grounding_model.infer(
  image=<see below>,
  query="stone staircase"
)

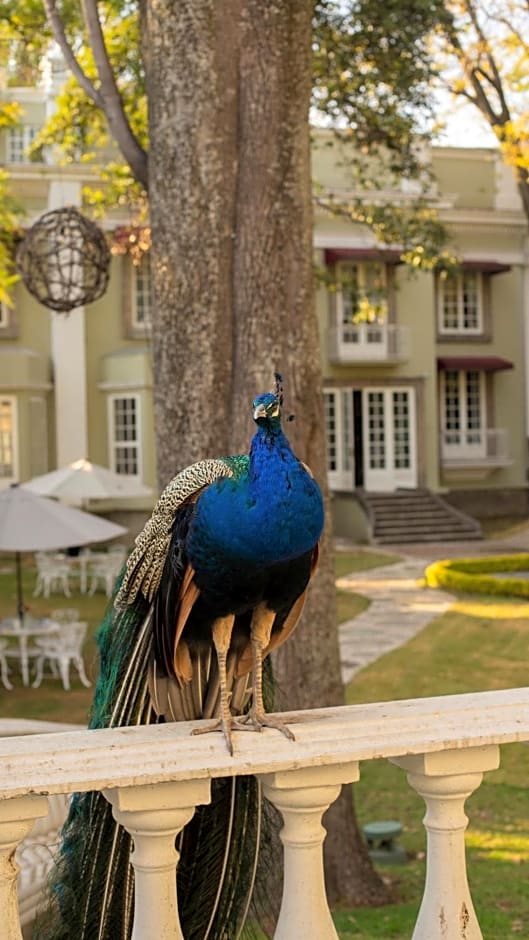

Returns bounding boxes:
[356,488,482,544]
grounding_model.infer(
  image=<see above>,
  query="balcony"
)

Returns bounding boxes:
[4,687,529,940]
[440,428,512,481]
[328,323,410,364]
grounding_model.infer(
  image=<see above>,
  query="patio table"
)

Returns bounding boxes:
[0,619,60,687]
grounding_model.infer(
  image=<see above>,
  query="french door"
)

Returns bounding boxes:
[362,387,417,491]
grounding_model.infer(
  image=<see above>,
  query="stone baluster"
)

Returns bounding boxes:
[0,793,49,940]
[104,779,211,940]
[260,762,359,940]
[393,745,500,940]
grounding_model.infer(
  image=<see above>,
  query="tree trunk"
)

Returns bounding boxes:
[144,0,388,909]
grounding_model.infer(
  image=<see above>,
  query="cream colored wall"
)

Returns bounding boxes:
[432,149,496,209]
[84,255,157,493]
[438,265,527,492]
[0,278,54,483]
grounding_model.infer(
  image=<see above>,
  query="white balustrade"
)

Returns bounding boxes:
[104,779,211,940]
[261,763,359,940]
[1,688,529,939]
[0,794,49,940]
[393,746,500,940]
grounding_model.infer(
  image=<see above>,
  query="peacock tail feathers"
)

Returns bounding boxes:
[35,567,271,940]
[115,458,243,609]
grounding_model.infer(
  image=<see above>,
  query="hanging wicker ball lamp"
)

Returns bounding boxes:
[16,206,111,313]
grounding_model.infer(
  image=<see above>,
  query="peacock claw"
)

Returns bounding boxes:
[236,711,296,741]
[192,718,236,755]
[191,711,295,754]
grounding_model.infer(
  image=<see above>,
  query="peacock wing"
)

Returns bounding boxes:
[115,457,240,608]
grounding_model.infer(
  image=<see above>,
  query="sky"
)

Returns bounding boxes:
[433,91,498,149]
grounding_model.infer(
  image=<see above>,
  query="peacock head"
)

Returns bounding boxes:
[252,392,281,427]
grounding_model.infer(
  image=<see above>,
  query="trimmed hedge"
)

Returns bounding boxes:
[424,554,529,599]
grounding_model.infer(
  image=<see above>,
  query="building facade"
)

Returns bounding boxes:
[1,83,528,540]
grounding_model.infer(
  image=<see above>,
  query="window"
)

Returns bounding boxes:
[0,397,18,481]
[337,262,388,324]
[441,369,485,454]
[438,271,483,334]
[108,395,141,476]
[132,255,152,328]
[323,390,353,489]
[6,126,39,164]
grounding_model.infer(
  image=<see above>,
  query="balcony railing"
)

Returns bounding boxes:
[440,427,511,468]
[328,323,410,363]
[4,687,529,940]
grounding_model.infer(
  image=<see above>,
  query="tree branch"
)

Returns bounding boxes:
[43,0,104,109]
[462,0,510,124]
[81,0,148,187]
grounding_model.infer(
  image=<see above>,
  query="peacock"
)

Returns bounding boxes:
[35,376,324,939]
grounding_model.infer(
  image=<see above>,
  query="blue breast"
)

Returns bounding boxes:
[187,429,324,572]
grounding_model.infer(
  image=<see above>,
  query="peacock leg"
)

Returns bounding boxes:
[192,615,237,754]
[241,604,295,741]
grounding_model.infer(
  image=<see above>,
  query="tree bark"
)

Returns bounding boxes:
[145,0,388,908]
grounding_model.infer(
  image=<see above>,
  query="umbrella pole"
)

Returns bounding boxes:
[15,551,25,625]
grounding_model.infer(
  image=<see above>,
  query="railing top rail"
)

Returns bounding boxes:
[1,687,529,800]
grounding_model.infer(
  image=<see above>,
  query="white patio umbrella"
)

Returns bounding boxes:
[23,458,151,506]
[0,484,127,621]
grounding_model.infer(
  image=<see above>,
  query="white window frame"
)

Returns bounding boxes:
[0,396,19,485]
[132,255,152,329]
[107,393,143,479]
[6,125,39,164]
[438,271,484,335]
[440,369,486,457]
[324,389,354,490]
[335,261,388,325]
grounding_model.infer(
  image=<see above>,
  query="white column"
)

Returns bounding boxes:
[48,180,88,465]
[104,779,211,940]
[260,762,359,940]
[393,746,500,940]
[0,794,49,940]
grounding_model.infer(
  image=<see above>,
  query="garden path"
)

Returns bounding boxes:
[336,523,529,684]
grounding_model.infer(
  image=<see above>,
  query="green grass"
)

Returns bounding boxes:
[334,592,529,939]
[480,516,529,538]
[334,550,400,579]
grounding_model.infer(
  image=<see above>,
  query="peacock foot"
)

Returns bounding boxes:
[191,715,253,756]
[235,710,296,741]
[191,711,295,754]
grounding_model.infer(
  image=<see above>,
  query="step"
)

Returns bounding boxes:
[376,531,483,544]
[373,518,479,531]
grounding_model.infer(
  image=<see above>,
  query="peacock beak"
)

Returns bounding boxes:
[253,403,268,421]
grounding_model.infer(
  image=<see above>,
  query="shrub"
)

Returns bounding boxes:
[424,554,529,599]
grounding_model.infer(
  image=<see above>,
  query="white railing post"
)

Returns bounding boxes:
[104,779,211,940]
[260,762,359,940]
[393,745,500,940]
[0,794,49,940]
